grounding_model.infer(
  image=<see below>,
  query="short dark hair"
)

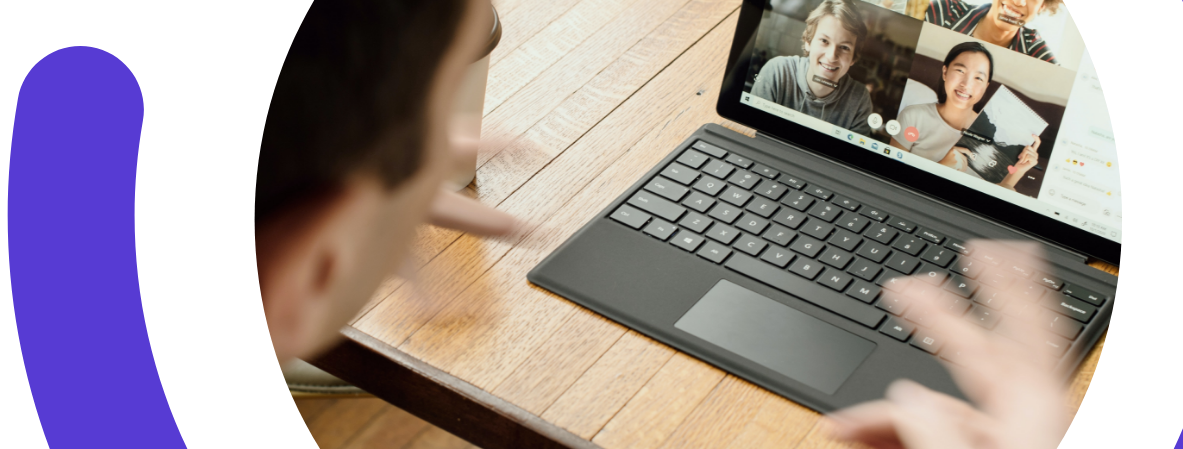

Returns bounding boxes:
[255,0,469,225]
[936,41,994,104]
[800,0,868,58]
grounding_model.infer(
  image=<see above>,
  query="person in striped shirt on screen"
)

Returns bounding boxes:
[925,0,1063,65]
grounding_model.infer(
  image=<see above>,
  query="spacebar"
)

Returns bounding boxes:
[725,254,885,329]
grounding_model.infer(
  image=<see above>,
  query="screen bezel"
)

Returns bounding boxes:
[716,0,1120,266]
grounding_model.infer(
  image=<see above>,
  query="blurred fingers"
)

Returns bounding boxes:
[428,189,520,236]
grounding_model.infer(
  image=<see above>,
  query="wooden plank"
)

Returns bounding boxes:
[656,376,767,448]
[305,398,388,449]
[541,331,675,439]
[489,310,626,414]
[388,11,743,392]
[339,405,432,449]
[724,395,820,449]
[488,0,583,67]
[484,0,644,116]
[403,426,481,449]
[295,397,339,425]
[313,329,599,449]
[590,354,726,448]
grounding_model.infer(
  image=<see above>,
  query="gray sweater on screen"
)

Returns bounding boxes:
[751,56,873,135]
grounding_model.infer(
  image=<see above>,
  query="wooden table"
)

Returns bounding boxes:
[312,1,1117,447]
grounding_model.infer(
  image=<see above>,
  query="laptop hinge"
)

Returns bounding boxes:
[750,132,1092,266]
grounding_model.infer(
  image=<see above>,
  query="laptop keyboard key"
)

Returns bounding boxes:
[1041,310,1083,340]
[644,177,689,202]
[877,272,911,291]
[885,252,920,274]
[891,236,927,256]
[670,231,705,252]
[1007,263,1034,279]
[1034,272,1064,291]
[727,170,761,189]
[855,240,891,263]
[1062,284,1107,306]
[642,219,677,241]
[692,176,727,196]
[789,235,825,258]
[676,149,709,168]
[848,281,882,304]
[864,224,898,245]
[780,175,807,190]
[831,196,861,212]
[951,258,983,279]
[802,222,834,240]
[705,223,740,245]
[681,191,715,213]
[847,258,882,281]
[944,238,972,255]
[724,254,885,328]
[967,305,1001,329]
[975,288,1014,310]
[1042,295,1096,323]
[820,247,854,269]
[876,295,911,316]
[719,185,752,206]
[807,202,842,223]
[760,246,795,268]
[696,240,732,264]
[725,153,754,169]
[887,217,916,233]
[762,225,796,246]
[839,214,869,233]
[805,185,833,200]
[944,274,979,298]
[752,164,779,179]
[880,318,915,341]
[744,196,779,218]
[828,229,862,252]
[818,271,853,292]
[755,180,788,201]
[910,329,943,354]
[707,202,742,224]
[772,208,809,229]
[939,292,973,315]
[915,228,945,244]
[733,234,767,256]
[702,159,735,179]
[737,214,769,235]
[691,140,727,158]
[860,208,888,222]
[610,205,651,229]
[781,192,815,211]
[788,258,824,280]
[915,263,948,285]
[678,212,712,233]
[661,162,700,185]
[919,246,955,268]
[628,191,686,222]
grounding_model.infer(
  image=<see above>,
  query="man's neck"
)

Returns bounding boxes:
[805,70,837,98]
[971,11,1018,48]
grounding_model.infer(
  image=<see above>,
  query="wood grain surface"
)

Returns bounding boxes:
[327,1,1117,447]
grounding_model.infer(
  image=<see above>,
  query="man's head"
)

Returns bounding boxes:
[989,0,1062,29]
[800,0,868,93]
[255,0,491,361]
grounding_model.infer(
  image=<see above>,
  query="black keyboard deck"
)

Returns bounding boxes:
[609,140,1110,367]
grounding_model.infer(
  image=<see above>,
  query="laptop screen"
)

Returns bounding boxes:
[734,0,1120,244]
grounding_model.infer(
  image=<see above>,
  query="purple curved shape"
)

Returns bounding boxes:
[9,47,186,448]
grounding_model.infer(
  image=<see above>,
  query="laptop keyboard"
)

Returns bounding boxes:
[609,140,1109,366]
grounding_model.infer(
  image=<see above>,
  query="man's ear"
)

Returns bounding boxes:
[255,180,380,361]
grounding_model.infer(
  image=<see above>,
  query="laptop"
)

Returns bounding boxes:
[529,0,1119,412]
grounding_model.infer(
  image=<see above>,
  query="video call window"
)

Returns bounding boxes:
[743,0,922,142]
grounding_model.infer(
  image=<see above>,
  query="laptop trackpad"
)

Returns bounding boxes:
[675,280,876,395]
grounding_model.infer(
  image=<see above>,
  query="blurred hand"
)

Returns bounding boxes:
[428,124,521,237]
[1013,135,1041,175]
[827,240,1071,449]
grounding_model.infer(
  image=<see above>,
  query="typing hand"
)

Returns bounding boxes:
[428,131,520,237]
[826,241,1070,449]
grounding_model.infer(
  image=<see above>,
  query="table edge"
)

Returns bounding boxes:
[310,326,599,449]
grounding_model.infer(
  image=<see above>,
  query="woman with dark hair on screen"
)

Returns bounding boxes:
[891,41,1039,189]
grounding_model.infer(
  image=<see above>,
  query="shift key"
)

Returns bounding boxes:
[724,254,885,329]
[628,190,686,222]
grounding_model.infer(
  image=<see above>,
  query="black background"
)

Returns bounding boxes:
[6,0,1126,446]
